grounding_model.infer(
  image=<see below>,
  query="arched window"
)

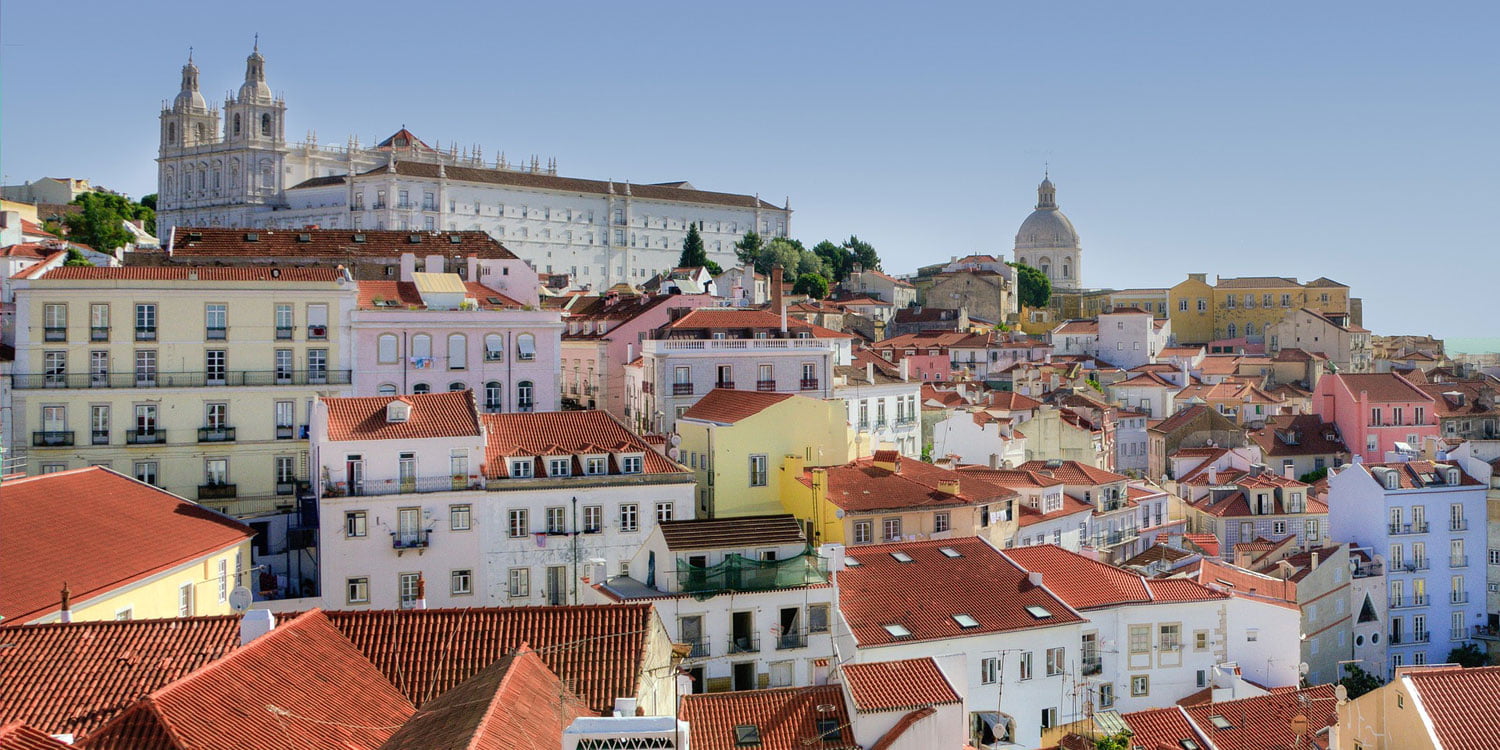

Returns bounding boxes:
[260,113,272,136]
[448,381,466,392]
[412,382,431,394]
[1062,262,1071,279]
[517,381,534,411]
[1227,323,1238,339]
[377,384,397,396]
[484,333,503,361]
[411,334,432,363]
[447,334,467,370]
[167,122,176,143]
[195,123,206,142]
[484,381,502,410]
[233,114,241,135]
[515,333,536,361]
[1245,323,1256,337]
[377,334,399,364]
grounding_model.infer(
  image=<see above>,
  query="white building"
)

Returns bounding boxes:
[836,353,923,457]
[589,514,836,693]
[312,392,693,611]
[1053,309,1172,371]
[1013,176,1083,290]
[156,47,792,288]
[957,467,1092,551]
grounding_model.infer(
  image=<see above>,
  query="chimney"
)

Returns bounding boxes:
[613,697,639,717]
[1310,551,1320,570]
[239,609,276,646]
[400,253,417,280]
[938,477,961,496]
[1028,571,1044,587]
[59,583,71,624]
[866,361,874,384]
[1284,463,1296,480]
[989,453,1001,469]
[900,358,910,382]
[872,450,900,472]
[416,573,428,610]
[1208,465,1219,484]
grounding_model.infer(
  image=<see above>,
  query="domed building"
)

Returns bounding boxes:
[1013,175,1082,290]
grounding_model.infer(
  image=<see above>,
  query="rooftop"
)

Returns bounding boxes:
[356,279,522,310]
[1248,414,1348,457]
[678,388,797,424]
[840,657,961,713]
[1403,665,1500,750]
[809,456,1016,513]
[1013,459,1127,486]
[1007,545,1225,610]
[28,265,345,282]
[679,685,857,750]
[482,410,683,478]
[322,391,483,442]
[169,227,517,259]
[1328,372,1435,404]
[658,514,807,551]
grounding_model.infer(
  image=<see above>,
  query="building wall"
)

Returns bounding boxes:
[1167,275,1216,345]
[1078,600,1229,715]
[1334,672,1442,750]
[1296,546,1356,685]
[922,272,1013,325]
[560,295,711,417]
[929,411,1025,468]
[33,541,252,624]
[838,381,923,458]
[634,339,842,434]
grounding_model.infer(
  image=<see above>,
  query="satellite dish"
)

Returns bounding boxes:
[669,434,682,447]
[667,447,681,460]
[835,509,845,519]
[228,586,252,613]
[1298,662,1310,676]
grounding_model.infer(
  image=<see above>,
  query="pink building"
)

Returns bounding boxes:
[552,290,714,417]
[868,331,973,382]
[1313,372,1438,463]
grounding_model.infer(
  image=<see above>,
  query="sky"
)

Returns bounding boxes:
[3,1,1498,343]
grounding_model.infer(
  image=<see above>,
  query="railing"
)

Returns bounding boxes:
[322,474,486,497]
[1082,659,1103,676]
[756,379,776,391]
[896,416,918,425]
[645,338,838,353]
[91,430,109,445]
[484,350,504,361]
[276,481,298,496]
[391,529,430,550]
[307,325,328,340]
[126,430,166,445]
[206,326,227,340]
[858,421,870,432]
[32,431,74,447]
[372,201,386,209]
[1402,559,1430,572]
[198,426,236,442]
[1389,522,1430,535]
[275,326,294,340]
[1452,592,1469,604]
[672,383,694,396]
[43,327,66,342]
[276,425,296,440]
[715,381,735,390]
[1354,561,1385,578]
[136,327,156,341]
[1450,519,1468,531]
[197,483,238,500]
[1093,528,1140,548]
[684,637,708,658]
[90,326,109,341]
[1412,630,1430,644]
[800,378,819,391]
[1391,594,1428,608]
[874,419,888,428]
[727,634,760,654]
[1452,627,1468,641]
[776,631,808,650]
[1451,555,1469,568]
[12,369,352,389]
[1474,625,1500,640]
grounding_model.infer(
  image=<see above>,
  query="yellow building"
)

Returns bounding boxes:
[1108,287,1170,317]
[675,388,855,518]
[9,265,357,517]
[1169,274,1352,347]
[1,466,254,625]
[779,450,1020,549]
[1167,273,1216,344]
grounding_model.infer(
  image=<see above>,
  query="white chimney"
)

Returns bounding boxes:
[900,358,910,382]
[240,609,277,646]
[1284,463,1296,480]
[613,697,639,717]
[1208,466,1219,485]
[1028,571,1043,587]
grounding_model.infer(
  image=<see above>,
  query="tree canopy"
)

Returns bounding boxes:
[678,222,709,268]
[1338,664,1383,699]
[63,192,155,252]
[1009,261,1052,309]
[1447,643,1490,668]
[62,248,94,267]
[734,231,881,284]
[793,272,829,299]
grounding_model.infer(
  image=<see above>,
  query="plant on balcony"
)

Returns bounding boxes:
[1337,664,1383,699]
[1447,642,1490,668]
[1095,733,1132,750]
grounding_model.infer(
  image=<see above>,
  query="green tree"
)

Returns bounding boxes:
[62,248,94,267]
[678,222,709,269]
[1298,467,1329,484]
[139,193,157,211]
[1447,643,1490,667]
[734,231,764,269]
[1096,732,1133,750]
[841,235,880,273]
[137,193,158,235]
[63,193,134,253]
[793,273,829,299]
[811,240,850,281]
[1009,261,1052,309]
[1338,664,1384,699]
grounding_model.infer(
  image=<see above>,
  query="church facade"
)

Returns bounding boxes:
[1013,175,1083,291]
[156,45,791,288]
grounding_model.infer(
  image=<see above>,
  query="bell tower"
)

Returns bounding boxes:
[222,37,288,204]
[159,51,220,151]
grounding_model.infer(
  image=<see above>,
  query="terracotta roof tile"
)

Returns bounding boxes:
[1327,372,1435,404]
[323,604,655,714]
[1178,559,1297,603]
[1013,460,1127,486]
[837,538,1082,646]
[841,657,961,713]
[1215,276,1301,288]
[1182,533,1221,557]
[663,307,852,338]
[322,391,482,442]
[681,685,856,750]
[956,466,1064,489]
[1122,706,1201,750]
[0,468,253,624]
[0,616,241,738]
[1180,685,1336,750]
[81,611,414,750]
[1404,665,1500,750]
[1248,414,1348,457]
[1359,460,1484,490]
[169,228,516,259]
[356,280,521,309]
[34,266,344,281]
[1149,404,1219,434]
[658,515,806,550]
[679,388,797,424]
[482,410,683,478]
[812,457,1015,513]
[0,723,70,750]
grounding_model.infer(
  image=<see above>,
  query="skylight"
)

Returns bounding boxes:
[939,546,962,557]
[1209,715,1232,730]
[882,623,912,639]
[1025,605,1053,619]
[953,614,980,629]
[1180,741,1202,750]
[890,552,914,563]
[733,724,762,746]
[845,556,860,567]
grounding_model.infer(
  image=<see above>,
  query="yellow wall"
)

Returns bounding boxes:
[677,396,855,518]
[1167,276,1215,344]
[36,541,252,624]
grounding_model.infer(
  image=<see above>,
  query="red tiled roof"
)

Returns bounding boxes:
[840,658,961,713]
[663,307,853,338]
[482,410,683,477]
[377,646,590,750]
[1327,372,1435,404]
[1248,414,1348,457]
[556,293,686,339]
[1053,319,1099,335]
[1149,404,1222,434]
[811,457,1015,512]
[0,616,242,739]
[356,280,522,309]
[1123,706,1201,750]
[1353,460,1483,490]
[1182,533,1221,557]
[659,515,806,550]
[680,685,857,750]
[1404,665,1500,750]
[34,266,344,281]
[81,611,415,750]
[323,604,655,714]
[679,388,797,424]
[169,227,517,259]
[0,723,70,750]
[956,466,1064,489]
[0,243,59,259]
[0,468,253,624]
[837,538,1082,646]
[1014,460,1127,486]
[1179,559,1297,603]
[373,128,438,152]
[985,390,1044,410]
[1006,545,1150,608]
[322,391,482,442]
[1180,685,1337,750]
[871,330,979,350]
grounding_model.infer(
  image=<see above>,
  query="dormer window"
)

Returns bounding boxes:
[620,454,644,474]
[548,458,572,477]
[584,456,607,475]
[510,459,534,478]
[1447,469,1460,485]
[1385,470,1400,490]
[386,400,411,423]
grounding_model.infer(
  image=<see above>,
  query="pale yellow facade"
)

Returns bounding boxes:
[675,394,855,518]
[1167,274,1216,344]
[1169,274,1351,346]
[31,540,252,624]
[1334,671,1441,750]
[10,274,357,517]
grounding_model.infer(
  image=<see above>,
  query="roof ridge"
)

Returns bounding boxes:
[144,610,328,702]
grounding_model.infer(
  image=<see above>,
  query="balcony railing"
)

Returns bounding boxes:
[43,327,66,342]
[1402,559,1430,572]
[11,369,352,390]
[91,429,109,445]
[1389,522,1430,535]
[895,416,918,425]
[645,338,838,353]
[206,326,227,340]
[198,426,236,442]
[672,383,694,396]
[1452,627,1468,641]
[800,378,819,391]
[727,634,760,654]
[1391,594,1429,608]
[1082,659,1103,676]
[1474,625,1500,640]
[197,483,238,500]
[1411,630,1431,644]
[321,474,486,497]
[126,429,166,445]
[275,326,294,340]
[683,637,708,658]
[1452,592,1469,604]
[756,379,776,391]
[32,431,74,447]
[307,325,328,340]
[90,326,109,341]
[1093,528,1140,548]
[391,529,430,550]
[1451,555,1469,568]
[1450,519,1468,531]
[776,630,808,650]
[135,326,157,341]
[1353,561,1385,578]
[276,425,296,440]
[714,381,735,390]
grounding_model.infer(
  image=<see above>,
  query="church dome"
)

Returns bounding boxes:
[1015,204,1079,250]
[238,47,273,103]
[175,87,208,113]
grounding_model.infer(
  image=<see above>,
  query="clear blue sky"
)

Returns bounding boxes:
[4,1,1497,341]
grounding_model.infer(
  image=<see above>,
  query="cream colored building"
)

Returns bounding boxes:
[9,265,357,517]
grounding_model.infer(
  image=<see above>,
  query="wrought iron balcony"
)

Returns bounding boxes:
[1388,522,1430,535]
[683,636,708,658]
[715,380,735,390]
[800,378,820,391]
[776,630,808,650]
[206,326,227,340]
[756,379,776,391]
[126,429,166,445]
[91,429,109,445]
[1082,659,1103,676]
[11,369,352,390]
[90,326,110,341]
[276,425,296,440]
[135,326,157,341]
[307,325,328,340]
[672,382,694,396]
[197,483,238,500]
[1451,555,1469,568]
[1450,519,1468,531]
[198,426,236,442]
[727,634,760,654]
[43,327,66,342]
[391,529,430,550]
[275,326,294,340]
[32,431,74,447]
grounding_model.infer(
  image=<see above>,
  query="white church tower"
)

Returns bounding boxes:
[1013,174,1083,290]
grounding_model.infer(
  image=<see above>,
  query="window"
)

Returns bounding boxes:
[1129,624,1150,654]
[508,568,530,597]
[808,604,829,633]
[620,503,639,532]
[377,334,398,363]
[517,381,534,411]
[135,350,157,385]
[508,509,529,538]
[205,349,227,385]
[981,657,999,684]
[484,333,503,361]
[1041,707,1058,730]
[1160,624,1181,651]
[1046,647,1065,676]
[275,456,295,487]
[584,456,607,475]
[934,512,950,533]
[1099,683,1115,708]
[750,454,768,486]
[216,559,228,602]
[1273,520,1287,536]
[451,569,472,595]
[275,400,294,437]
[346,577,369,604]
[656,502,674,522]
[134,461,158,486]
[204,458,229,486]
[90,405,109,444]
[274,349,293,383]
[583,505,602,533]
[883,517,902,541]
[516,333,536,361]
[621,455,642,474]
[484,381,502,410]
[853,521,872,544]
[205,303,226,338]
[135,304,157,339]
[398,573,421,608]
[450,504,471,531]
[1019,651,1033,680]
[548,457,571,477]
[177,582,194,617]
[307,349,327,383]
[1195,630,1210,651]
[1131,675,1150,696]
[509,458,533,478]
[447,334,467,369]
[306,304,328,339]
[43,303,66,340]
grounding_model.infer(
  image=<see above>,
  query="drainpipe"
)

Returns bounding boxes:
[571,496,579,605]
